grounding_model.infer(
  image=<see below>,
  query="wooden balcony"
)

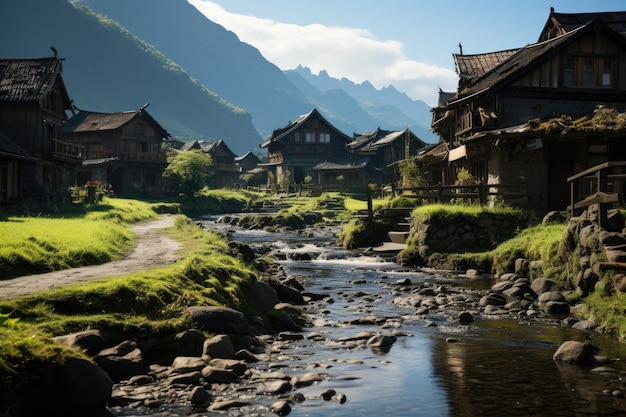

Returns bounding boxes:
[49,138,84,163]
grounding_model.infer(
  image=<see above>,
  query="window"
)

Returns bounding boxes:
[563,56,615,88]
[305,132,315,143]
[320,133,330,143]
[294,132,300,142]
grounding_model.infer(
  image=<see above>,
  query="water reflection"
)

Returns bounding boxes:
[196,219,626,417]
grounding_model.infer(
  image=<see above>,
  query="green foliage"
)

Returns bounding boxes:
[337,218,389,249]
[163,149,214,197]
[268,171,278,194]
[304,175,313,184]
[398,159,422,188]
[0,198,160,279]
[455,167,476,185]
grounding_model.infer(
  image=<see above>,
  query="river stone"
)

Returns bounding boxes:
[531,278,560,295]
[537,291,566,304]
[366,334,397,347]
[54,329,105,356]
[95,340,144,382]
[234,348,260,362]
[257,380,292,395]
[250,281,281,309]
[188,306,249,334]
[170,356,207,374]
[544,301,570,314]
[201,366,240,383]
[553,341,599,364]
[270,400,292,416]
[491,281,514,292]
[291,372,325,387]
[21,356,113,416]
[209,399,251,411]
[189,386,212,404]
[458,311,474,323]
[320,388,336,400]
[202,334,235,359]
[270,281,306,305]
[166,371,202,386]
[479,293,507,307]
[174,329,206,357]
[208,358,248,376]
[572,319,597,332]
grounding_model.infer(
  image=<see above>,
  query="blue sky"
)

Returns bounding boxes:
[190,0,623,106]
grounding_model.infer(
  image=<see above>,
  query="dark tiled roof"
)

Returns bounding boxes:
[453,49,520,83]
[64,108,170,138]
[348,127,391,151]
[0,57,63,103]
[0,130,33,159]
[64,111,138,132]
[261,108,351,148]
[455,21,606,100]
[541,11,626,41]
[313,158,372,171]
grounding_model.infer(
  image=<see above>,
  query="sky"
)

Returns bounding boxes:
[189,0,623,107]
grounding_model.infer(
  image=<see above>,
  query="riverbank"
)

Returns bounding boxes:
[1,193,626,415]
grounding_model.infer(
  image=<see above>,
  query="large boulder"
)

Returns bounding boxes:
[54,329,105,356]
[95,340,144,382]
[188,306,250,334]
[202,334,236,360]
[249,281,280,310]
[553,340,599,365]
[21,356,113,416]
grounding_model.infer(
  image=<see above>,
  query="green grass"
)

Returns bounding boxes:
[0,212,260,414]
[448,223,566,275]
[0,198,158,279]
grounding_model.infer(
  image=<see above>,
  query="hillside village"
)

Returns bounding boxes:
[2,8,626,215]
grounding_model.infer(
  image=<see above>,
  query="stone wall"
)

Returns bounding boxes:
[410,211,518,259]
[557,207,626,296]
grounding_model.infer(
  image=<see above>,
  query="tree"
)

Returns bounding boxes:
[163,149,213,197]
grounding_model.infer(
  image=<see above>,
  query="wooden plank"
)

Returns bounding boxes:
[573,192,620,209]
[598,262,626,271]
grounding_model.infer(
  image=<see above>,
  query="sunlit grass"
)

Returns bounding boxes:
[0,197,160,279]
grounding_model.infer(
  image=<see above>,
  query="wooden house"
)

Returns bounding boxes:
[0,54,83,204]
[175,139,240,188]
[260,108,352,185]
[346,127,428,186]
[63,105,170,195]
[430,9,626,212]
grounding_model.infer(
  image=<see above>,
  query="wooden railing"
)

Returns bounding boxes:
[49,138,84,162]
[567,161,626,227]
[394,183,527,206]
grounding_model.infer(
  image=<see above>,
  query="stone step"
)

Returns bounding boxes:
[388,231,409,244]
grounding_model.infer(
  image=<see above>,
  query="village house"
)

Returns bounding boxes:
[0,53,83,204]
[235,151,265,186]
[168,139,240,189]
[428,9,626,212]
[63,104,170,195]
[344,127,428,186]
[260,108,353,186]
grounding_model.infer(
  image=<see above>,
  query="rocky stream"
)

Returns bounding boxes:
[53,215,626,417]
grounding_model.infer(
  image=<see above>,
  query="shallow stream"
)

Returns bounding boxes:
[119,220,626,416]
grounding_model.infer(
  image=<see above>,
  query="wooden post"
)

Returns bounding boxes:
[478,182,485,206]
[437,182,443,203]
[367,186,373,222]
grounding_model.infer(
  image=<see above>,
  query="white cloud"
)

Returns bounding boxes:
[189,0,458,106]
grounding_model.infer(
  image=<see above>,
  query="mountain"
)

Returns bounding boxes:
[71,0,437,142]
[76,0,313,140]
[286,66,438,142]
[0,0,263,155]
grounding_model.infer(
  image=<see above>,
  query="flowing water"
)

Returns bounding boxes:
[117,220,626,417]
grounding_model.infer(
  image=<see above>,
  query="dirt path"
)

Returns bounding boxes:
[0,215,182,300]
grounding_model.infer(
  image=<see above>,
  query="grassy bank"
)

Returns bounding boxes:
[0,194,264,415]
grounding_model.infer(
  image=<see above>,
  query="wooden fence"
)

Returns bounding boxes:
[567,161,626,227]
[393,183,527,206]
